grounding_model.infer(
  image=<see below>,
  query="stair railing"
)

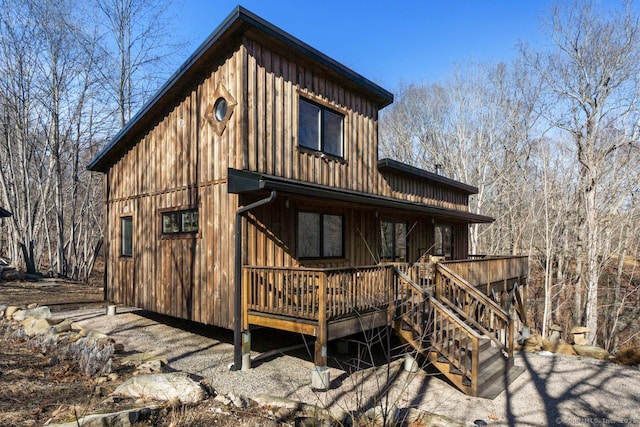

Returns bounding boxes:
[435,263,513,357]
[393,267,481,393]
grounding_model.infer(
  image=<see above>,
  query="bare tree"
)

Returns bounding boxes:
[92,0,178,128]
[522,0,640,344]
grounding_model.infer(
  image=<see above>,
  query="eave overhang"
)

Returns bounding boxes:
[378,158,479,195]
[228,168,493,224]
[87,6,394,173]
[0,207,12,218]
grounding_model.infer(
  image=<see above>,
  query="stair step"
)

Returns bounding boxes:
[476,354,513,388]
[479,365,526,399]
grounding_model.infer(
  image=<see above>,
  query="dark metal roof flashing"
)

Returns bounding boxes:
[87,6,394,173]
[378,158,479,195]
[228,168,493,224]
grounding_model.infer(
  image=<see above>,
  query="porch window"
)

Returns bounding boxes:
[297,212,343,259]
[298,98,343,157]
[162,209,199,234]
[381,220,407,262]
[434,224,452,259]
[121,216,133,257]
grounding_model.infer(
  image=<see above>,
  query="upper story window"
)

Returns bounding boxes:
[121,216,133,257]
[381,220,407,262]
[162,209,199,235]
[298,98,343,158]
[434,224,452,259]
[297,211,344,259]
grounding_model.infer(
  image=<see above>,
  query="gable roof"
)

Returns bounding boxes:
[88,6,394,173]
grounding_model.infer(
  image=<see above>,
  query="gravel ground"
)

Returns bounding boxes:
[57,306,640,427]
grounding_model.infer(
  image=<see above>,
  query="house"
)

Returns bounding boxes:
[88,7,528,397]
[0,207,11,218]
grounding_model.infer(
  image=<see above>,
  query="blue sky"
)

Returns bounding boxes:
[170,1,555,91]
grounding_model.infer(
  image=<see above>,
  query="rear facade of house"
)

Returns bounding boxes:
[90,8,528,397]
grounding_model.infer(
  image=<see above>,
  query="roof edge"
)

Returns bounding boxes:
[377,158,479,194]
[88,6,393,173]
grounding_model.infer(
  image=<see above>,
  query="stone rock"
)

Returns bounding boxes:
[214,394,232,406]
[135,359,164,374]
[228,392,246,408]
[26,303,38,309]
[113,373,208,404]
[541,340,577,356]
[573,345,610,360]
[20,317,53,337]
[5,306,20,319]
[13,306,51,321]
[47,405,160,427]
[51,319,72,334]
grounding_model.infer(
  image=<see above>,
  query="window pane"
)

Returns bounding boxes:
[299,99,320,150]
[381,222,394,260]
[121,217,132,257]
[182,210,198,232]
[323,214,343,257]
[434,226,443,256]
[298,212,320,257]
[163,212,180,234]
[395,222,407,261]
[323,109,343,157]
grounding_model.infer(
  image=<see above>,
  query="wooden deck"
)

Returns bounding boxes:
[242,256,528,396]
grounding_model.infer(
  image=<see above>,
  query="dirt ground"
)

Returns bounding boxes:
[0,280,283,427]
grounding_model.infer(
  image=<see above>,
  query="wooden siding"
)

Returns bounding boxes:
[105,46,245,329]
[242,37,470,212]
[244,196,453,270]
[104,35,475,330]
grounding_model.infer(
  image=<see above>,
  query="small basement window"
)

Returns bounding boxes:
[298,97,344,158]
[162,209,199,235]
[121,216,133,257]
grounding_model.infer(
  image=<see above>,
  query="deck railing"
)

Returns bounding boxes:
[443,256,528,291]
[435,263,513,357]
[393,267,480,394]
[244,265,389,321]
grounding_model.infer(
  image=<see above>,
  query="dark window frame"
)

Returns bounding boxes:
[434,224,453,259]
[297,211,344,260]
[121,216,133,258]
[298,97,344,158]
[380,220,408,262]
[160,208,199,237]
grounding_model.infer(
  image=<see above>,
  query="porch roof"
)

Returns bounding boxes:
[228,168,493,224]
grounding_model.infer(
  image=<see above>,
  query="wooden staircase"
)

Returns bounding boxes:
[392,266,524,398]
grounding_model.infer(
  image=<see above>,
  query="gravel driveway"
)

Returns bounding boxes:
[63,306,640,426]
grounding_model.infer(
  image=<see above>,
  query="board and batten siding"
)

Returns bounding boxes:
[242,37,470,212]
[105,46,246,329]
[105,35,473,330]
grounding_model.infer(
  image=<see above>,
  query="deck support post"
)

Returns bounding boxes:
[312,335,329,390]
[242,330,251,371]
[232,190,277,371]
[312,271,329,390]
